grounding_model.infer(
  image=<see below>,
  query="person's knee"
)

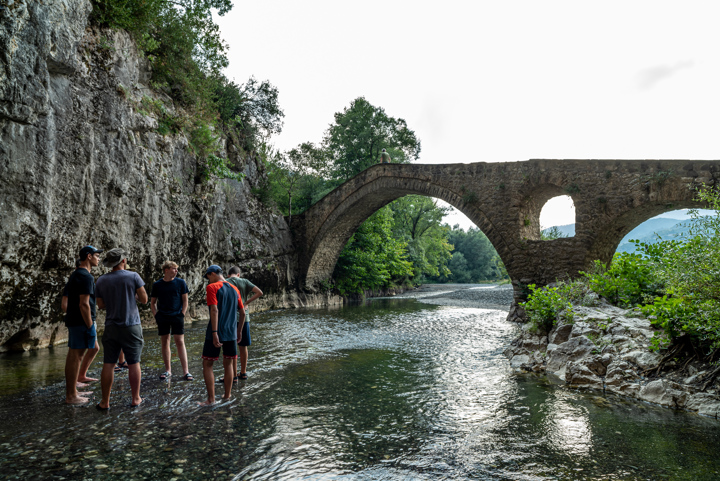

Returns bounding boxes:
[173,335,185,346]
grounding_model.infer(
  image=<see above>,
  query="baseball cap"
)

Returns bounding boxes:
[78,245,103,260]
[102,248,129,267]
[205,265,223,279]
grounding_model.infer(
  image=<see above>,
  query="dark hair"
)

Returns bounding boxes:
[228,266,241,276]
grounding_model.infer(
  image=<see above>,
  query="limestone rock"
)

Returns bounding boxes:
[638,380,688,409]
[548,323,573,345]
[546,336,595,379]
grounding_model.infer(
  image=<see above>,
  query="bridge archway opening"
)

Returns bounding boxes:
[613,208,715,255]
[301,177,514,289]
[539,195,576,240]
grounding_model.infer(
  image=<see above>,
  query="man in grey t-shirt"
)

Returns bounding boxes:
[96,248,148,409]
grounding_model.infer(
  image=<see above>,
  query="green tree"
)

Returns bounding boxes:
[323,97,421,180]
[266,143,327,221]
[447,226,506,281]
[541,226,568,240]
[389,196,453,280]
[334,207,413,294]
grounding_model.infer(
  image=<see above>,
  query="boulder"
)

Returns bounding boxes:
[548,323,573,345]
[566,361,603,389]
[546,336,595,379]
[621,350,662,370]
[638,380,687,409]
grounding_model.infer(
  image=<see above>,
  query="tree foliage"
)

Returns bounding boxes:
[90,0,284,182]
[324,97,421,180]
[333,207,413,295]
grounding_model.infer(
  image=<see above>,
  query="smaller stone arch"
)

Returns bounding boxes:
[517,183,576,240]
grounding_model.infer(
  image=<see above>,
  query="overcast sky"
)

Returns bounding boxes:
[216,1,719,229]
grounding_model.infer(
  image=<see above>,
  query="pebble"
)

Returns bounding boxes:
[95,464,108,470]
[172,468,183,475]
[57,458,69,464]
[175,459,187,464]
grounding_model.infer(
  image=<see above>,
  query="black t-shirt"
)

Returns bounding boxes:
[151,277,189,316]
[64,268,96,327]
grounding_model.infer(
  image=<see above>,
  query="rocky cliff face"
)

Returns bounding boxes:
[0,0,332,351]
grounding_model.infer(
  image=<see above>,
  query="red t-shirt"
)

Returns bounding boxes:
[205,281,244,341]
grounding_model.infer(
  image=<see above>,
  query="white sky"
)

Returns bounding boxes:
[216,1,719,230]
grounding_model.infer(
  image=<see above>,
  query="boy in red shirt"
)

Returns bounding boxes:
[199,265,245,406]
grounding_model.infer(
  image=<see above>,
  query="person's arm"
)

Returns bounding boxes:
[136,286,148,304]
[61,296,68,313]
[245,286,263,306]
[209,305,221,347]
[181,293,188,316]
[150,297,158,316]
[96,297,105,309]
[237,308,246,342]
[79,294,93,329]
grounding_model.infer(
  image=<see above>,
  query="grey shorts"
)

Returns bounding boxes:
[102,323,144,365]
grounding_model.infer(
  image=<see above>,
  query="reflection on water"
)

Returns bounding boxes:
[0,297,719,480]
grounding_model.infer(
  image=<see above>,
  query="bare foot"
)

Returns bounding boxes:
[197,400,215,406]
[78,391,92,396]
[65,396,89,405]
[130,398,143,408]
[221,395,232,400]
[76,382,89,388]
[78,376,99,382]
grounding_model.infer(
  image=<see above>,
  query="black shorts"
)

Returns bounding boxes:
[156,313,185,336]
[201,339,237,360]
[102,324,144,365]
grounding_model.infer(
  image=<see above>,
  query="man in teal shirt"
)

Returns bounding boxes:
[380,148,391,164]
[226,266,263,381]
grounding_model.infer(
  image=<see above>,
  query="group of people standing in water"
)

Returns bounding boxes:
[62,245,262,409]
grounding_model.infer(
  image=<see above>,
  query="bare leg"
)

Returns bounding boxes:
[65,348,88,404]
[78,340,99,382]
[128,363,142,406]
[239,346,248,376]
[160,334,171,374]
[98,362,115,409]
[198,359,216,406]
[174,334,189,375]
[232,357,238,380]
[118,350,125,364]
[222,357,234,399]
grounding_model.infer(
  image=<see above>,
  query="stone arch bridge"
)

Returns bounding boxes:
[291,159,719,313]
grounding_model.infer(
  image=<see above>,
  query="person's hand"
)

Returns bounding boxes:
[213,332,221,348]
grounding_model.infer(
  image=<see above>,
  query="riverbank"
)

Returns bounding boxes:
[504,301,720,419]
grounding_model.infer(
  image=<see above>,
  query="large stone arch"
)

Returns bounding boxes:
[296,173,512,289]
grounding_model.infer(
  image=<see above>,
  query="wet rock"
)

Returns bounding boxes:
[686,394,720,419]
[638,380,687,409]
[548,323,573,345]
[546,336,595,379]
[566,362,602,389]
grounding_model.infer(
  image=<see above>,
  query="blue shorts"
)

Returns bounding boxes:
[237,321,251,347]
[68,324,97,350]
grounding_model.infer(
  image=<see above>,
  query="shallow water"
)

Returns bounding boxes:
[0,297,719,480]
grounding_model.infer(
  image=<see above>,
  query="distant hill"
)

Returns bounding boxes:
[542,217,710,254]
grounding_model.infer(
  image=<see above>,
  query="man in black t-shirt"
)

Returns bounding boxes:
[63,245,102,404]
[61,260,100,388]
[150,260,191,381]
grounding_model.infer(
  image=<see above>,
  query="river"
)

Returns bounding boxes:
[0,284,718,480]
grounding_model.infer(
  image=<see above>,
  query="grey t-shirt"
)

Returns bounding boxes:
[96,270,145,327]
